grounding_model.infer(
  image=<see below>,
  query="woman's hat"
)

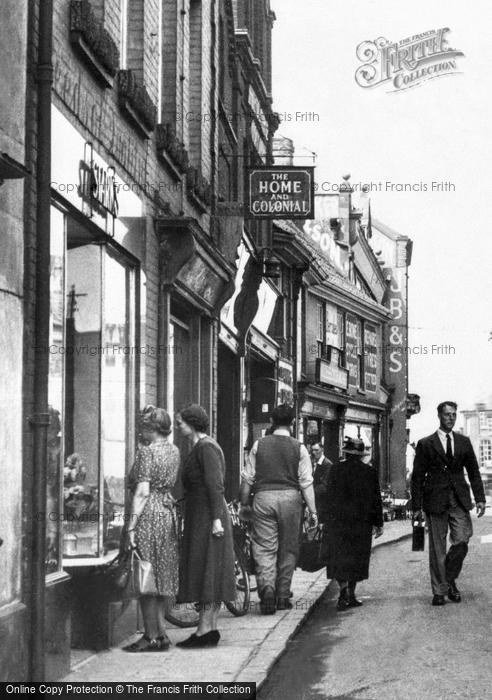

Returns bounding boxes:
[342,437,371,455]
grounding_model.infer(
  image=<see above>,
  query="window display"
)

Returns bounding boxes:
[47,205,136,570]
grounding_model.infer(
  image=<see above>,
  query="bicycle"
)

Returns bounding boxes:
[224,500,253,617]
[164,500,254,625]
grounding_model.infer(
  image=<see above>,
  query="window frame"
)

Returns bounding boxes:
[47,202,138,571]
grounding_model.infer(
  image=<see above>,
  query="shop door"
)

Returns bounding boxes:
[323,420,340,463]
[217,342,239,500]
[170,319,192,460]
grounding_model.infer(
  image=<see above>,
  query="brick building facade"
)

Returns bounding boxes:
[300,188,391,479]
[0,0,30,682]
[1,0,278,681]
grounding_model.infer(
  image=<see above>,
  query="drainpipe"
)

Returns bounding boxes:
[29,0,53,681]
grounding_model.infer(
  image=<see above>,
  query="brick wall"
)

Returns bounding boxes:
[188,0,204,168]
[143,0,160,105]
[161,0,179,127]
[127,0,144,80]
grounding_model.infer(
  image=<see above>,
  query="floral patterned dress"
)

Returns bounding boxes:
[133,439,180,596]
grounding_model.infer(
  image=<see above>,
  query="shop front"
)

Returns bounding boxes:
[43,107,146,677]
[298,385,348,464]
[344,403,385,479]
[155,216,235,459]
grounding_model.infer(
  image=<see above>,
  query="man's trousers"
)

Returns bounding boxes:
[426,491,473,595]
[251,489,303,598]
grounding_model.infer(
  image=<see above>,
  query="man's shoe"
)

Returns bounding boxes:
[447,581,461,603]
[432,594,446,606]
[259,586,276,615]
[276,597,293,611]
[176,630,220,648]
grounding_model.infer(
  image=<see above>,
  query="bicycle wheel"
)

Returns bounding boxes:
[165,602,200,628]
[225,547,250,617]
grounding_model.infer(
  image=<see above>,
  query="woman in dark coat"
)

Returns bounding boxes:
[319,437,384,611]
[175,405,236,647]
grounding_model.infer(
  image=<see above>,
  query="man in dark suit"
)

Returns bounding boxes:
[311,443,333,512]
[411,401,486,606]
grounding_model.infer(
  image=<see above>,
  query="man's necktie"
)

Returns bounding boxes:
[446,433,453,461]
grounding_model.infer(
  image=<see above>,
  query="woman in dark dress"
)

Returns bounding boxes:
[175,405,236,648]
[319,437,384,611]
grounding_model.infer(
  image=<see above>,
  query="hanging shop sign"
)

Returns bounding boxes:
[247,166,315,220]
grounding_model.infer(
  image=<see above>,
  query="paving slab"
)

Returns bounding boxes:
[63,519,412,690]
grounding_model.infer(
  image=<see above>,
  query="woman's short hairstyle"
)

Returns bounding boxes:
[139,406,172,436]
[179,404,209,433]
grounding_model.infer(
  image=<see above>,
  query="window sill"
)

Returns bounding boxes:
[188,189,211,213]
[62,549,118,568]
[118,98,153,139]
[156,146,184,182]
[70,32,115,89]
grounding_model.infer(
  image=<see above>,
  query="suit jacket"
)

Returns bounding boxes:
[313,456,333,507]
[411,431,485,514]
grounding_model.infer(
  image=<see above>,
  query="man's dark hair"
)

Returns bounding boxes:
[270,403,296,427]
[437,401,457,414]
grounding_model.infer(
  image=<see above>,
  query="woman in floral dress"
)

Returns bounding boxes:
[123,406,180,652]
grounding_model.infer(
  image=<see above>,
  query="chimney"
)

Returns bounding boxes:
[273,135,294,166]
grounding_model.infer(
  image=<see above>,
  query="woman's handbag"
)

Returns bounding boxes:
[297,526,325,572]
[106,551,131,590]
[412,515,425,552]
[125,549,158,596]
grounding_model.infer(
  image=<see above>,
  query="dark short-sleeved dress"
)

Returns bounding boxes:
[133,439,180,596]
[178,436,236,604]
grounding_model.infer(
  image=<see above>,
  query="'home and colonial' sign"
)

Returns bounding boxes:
[247,166,315,219]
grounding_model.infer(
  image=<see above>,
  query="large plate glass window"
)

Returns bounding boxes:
[47,205,136,569]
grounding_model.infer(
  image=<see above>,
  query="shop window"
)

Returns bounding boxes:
[47,206,136,571]
[305,418,321,444]
[46,207,66,574]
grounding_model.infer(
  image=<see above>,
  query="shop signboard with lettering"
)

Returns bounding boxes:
[364,323,378,393]
[247,166,315,220]
[345,313,359,388]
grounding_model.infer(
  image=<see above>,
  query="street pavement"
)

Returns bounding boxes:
[62,519,411,688]
[259,511,492,700]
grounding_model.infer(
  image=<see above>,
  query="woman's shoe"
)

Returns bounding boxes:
[347,596,363,607]
[176,630,220,648]
[122,635,165,652]
[336,587,350,611]
[157,634,171,650]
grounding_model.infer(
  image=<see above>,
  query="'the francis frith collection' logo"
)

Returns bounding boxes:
[355,28,464,91]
